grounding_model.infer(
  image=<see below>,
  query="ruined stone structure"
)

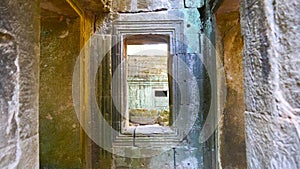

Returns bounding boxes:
[0,0,299,169]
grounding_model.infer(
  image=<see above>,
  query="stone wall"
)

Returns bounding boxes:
[0,0,40,168]
[95,0,210,168]
[39,16,82,168]
[240,0,300,168]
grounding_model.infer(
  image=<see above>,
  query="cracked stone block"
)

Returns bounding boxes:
[184,34,201,53]
[17,135,39,169]
[245,112,300,169]
[149,147,201,168]
[240,0,276,114]
[184,0,204,8]
[177,79,201,105]
[0,31,18,166]
[112,0,184,12]
[169,0,184,9]
[275,0,300,109]
[0,0,39,168]
[241,0,300,113]
[113,0,174,12]
[0,145,17,169]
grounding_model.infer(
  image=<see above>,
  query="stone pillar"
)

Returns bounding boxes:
[0,0,40,168]
[240,0,300,168]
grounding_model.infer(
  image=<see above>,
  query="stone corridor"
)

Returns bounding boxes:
[0,0,299,169]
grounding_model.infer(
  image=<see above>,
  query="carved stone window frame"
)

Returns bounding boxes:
[112,19,185,146]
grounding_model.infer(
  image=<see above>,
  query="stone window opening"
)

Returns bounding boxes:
[121,34,174,135]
